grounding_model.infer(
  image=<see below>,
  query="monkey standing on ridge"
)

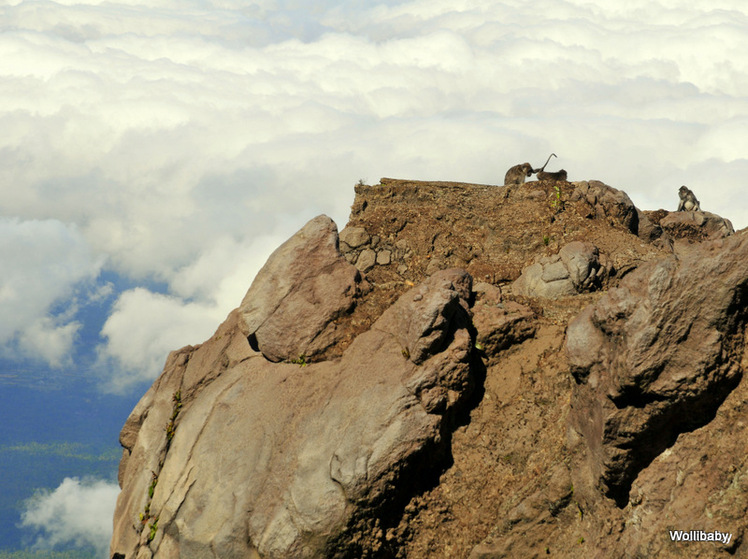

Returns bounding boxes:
[677,185,701,212]
[534,153,567,182]
[503,162,534,186]
[536,169,568,182]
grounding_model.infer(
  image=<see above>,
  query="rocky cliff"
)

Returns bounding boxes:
[111,177,747,558]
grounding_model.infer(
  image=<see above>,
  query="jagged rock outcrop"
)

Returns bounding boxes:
[659,210,735,241]
[641,209,735,244]
[637,208,663,242]
[112,177,748,559]
[240,215,370,362]
[471,282,536,354]
[110,216,480,559]
[567,231,748,505]
[570,180,639,234]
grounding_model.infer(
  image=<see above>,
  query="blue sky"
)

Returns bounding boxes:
[2,0,748,554]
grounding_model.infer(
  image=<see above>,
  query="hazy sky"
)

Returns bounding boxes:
[4,0,748,552]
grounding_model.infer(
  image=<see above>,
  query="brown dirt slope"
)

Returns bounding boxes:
[339,178,745,558]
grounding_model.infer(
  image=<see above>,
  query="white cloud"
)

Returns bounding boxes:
[98,288,223,390]
[97,231,286,392]
[21,477,120,556]
[17,317,82,369]
[0,218,102,367]
[1,0,748,388]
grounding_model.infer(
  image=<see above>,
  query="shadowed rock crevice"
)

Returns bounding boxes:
[603,369,743,507]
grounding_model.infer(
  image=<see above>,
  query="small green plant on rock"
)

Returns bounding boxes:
[148,472,158,499]
[290,354,308,367]
[165,390,182,446]
[148,516,159,542]
[550,184,563,210]
[171,390,182,417]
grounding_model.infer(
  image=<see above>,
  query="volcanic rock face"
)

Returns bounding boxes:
[110,216,479,559]
[659,210,735,241]
[569,180,638,233]
[112,177,748,559]
[567,233,748,505]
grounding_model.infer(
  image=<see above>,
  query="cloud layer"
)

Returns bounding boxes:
[0,218,102,367]
[2,0,748,390]
[21,476,120,555]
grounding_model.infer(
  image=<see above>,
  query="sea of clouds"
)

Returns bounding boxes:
[3,0,748,390]
[5,0,748,553]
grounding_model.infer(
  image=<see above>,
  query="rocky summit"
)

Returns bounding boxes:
[111,177,747,558]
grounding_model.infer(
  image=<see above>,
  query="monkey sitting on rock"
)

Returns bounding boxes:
[504,153,559,186]
[677,185,701,212]
[503,162,534,186]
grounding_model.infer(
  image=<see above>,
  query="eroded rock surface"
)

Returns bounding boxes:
[567,231,748,505]
[472,282,536,353]
[239,215,370,362]
[112,178,748,559]
[660,210,735,241]
[570,180,639,233]
[110,213,479,559]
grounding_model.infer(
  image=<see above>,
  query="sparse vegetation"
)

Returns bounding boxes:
[165,390,182,446]
[550,184,563,209]
[290,355,308,367]
[147,516,159,542]
[138,390,183,534]
[148,472,158,499]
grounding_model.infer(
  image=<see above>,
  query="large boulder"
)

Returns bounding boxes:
[239,215,370,363]
[571,181,638,233]
[566,231,748,506]
[512,242,607,299]
[472,282,536,354]
[636,208,663,242]
[659,210,734,241]
[110,261,478,558]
